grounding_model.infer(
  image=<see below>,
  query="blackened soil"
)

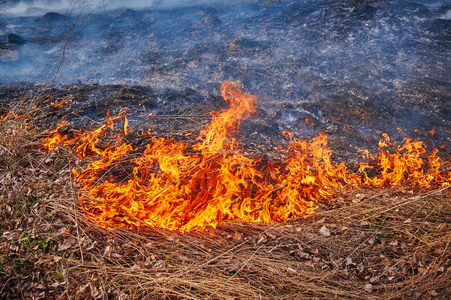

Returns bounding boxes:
[0,82,449,164]
[1,0,450,161]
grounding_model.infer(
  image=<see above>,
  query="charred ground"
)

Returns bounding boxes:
[1,0,451,156]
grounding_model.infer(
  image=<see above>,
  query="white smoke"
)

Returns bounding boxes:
[0,0,227,16]
[441,9,451,20]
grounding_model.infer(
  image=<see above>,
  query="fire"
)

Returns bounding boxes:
[42,82,451,232]
[357,134,449,188]
[42,116,74,151]
[50,97,70,108]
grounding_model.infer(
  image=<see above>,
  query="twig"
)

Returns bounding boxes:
[49,22,76,95]
[0,278,12,295]
[0,144,13,156]
[69,158,84,264]
[332,216,387,273]
[207,245,263,299]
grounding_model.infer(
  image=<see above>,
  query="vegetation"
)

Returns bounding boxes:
[1,97,450,299]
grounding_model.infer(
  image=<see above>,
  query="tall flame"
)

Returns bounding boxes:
[42,82,451,232]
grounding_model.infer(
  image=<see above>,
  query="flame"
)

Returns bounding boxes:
[1,109,38,131]
[0,110,10,120]
[357,135,450,188]
[1,109,26,121]
[42,82,451,232]
[50,97,70,108]
[42,116,74,151]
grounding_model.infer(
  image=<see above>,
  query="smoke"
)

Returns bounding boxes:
[441,9,451,19]
[0,0,449,111]
[1,0,74,16]
[0,0,228,16]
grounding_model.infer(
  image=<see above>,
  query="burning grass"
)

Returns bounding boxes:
[41,82,450,234]
[0,84,450,299]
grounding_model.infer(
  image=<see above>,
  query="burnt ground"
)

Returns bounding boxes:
[0,81,450,164]
[1,0,451,160]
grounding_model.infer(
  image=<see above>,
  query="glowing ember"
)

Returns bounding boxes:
[50,97,70,108]
[42,82,451,232]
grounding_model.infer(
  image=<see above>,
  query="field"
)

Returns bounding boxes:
[1,88,449,299]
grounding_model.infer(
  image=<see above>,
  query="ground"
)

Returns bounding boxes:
[0,90,450,299]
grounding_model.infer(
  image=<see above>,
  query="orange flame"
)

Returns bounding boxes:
[42,82,451,232]
[358,136,449,188]
[50,97,70,108]
[42,116,74,151]
[1,109,24,121]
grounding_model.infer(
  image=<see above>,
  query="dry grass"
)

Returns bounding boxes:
[0,109,450,299]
